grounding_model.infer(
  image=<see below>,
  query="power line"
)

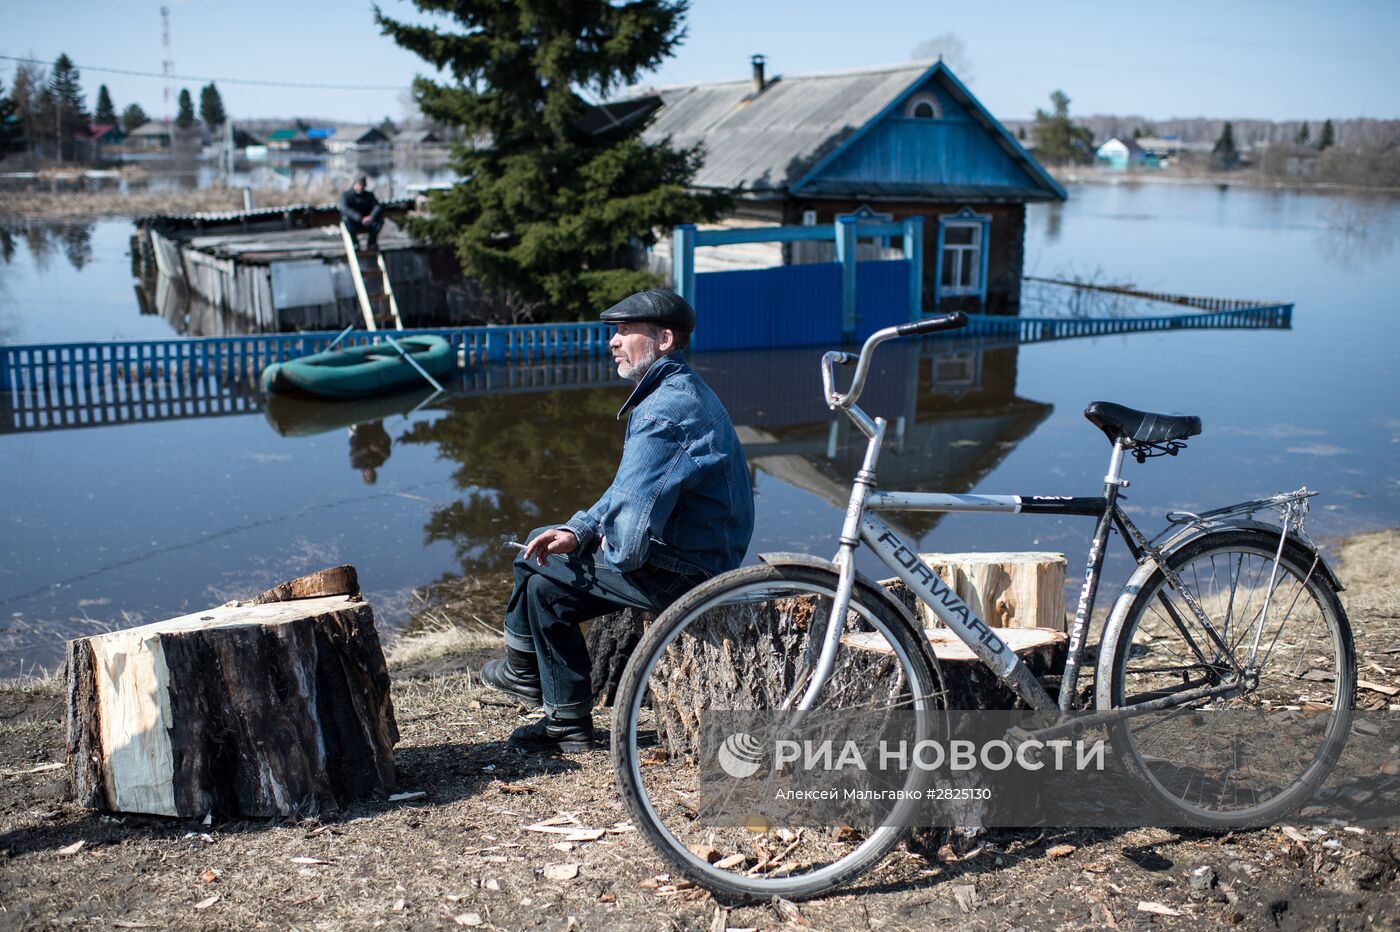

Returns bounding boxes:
[0,54,409,92]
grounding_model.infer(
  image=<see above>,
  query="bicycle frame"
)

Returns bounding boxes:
[809,322,1313,720]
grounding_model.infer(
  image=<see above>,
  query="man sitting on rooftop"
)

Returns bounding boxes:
[340,176,384,250]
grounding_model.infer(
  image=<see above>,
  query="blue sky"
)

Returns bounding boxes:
[3,0,1395,123]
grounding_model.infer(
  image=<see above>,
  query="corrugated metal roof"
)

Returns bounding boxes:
[636,60,1063,202]
[642,62,926,192]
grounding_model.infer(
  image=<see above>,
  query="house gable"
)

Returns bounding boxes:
[795,67,1064,202]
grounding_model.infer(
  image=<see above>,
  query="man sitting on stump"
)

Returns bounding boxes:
[340,176,384,249]
[482,290,755,752]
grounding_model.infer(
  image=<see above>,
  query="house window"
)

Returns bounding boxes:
[936,207,992,300]
[904,93,941,119]
[940,222,982,292]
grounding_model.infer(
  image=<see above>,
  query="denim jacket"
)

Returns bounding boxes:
[565,354,754,577]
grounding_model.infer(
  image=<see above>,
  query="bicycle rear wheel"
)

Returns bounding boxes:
[1097,529,1355,826]
[611,563,945,902]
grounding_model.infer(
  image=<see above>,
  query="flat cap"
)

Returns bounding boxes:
[599,290,695,331]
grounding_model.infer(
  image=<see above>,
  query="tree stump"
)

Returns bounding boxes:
[66,566,398,819]
[914,552,1067,632]
[584,608,654,707]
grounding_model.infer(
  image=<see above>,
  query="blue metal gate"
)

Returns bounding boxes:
[675,218,924,351]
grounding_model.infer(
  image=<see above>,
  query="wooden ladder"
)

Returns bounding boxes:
[339,224,404,331]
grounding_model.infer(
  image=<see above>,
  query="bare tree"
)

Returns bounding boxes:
[910,33,973,83]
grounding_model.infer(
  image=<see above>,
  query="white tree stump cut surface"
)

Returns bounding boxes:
[915,551,1067,632]
[66,568,398,818]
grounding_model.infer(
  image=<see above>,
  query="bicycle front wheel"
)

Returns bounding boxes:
[1097,529,1355,826]
[611,563,945,903]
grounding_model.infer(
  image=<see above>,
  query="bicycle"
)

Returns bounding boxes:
[609,312,1356,902]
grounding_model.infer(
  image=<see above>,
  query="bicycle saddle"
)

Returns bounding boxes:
[1083,401,1202,446]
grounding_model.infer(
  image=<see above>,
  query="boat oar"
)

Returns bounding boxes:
[382,334,447,394]
[327,324,356,351]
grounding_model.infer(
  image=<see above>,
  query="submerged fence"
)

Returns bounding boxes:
[0,304,1292,434]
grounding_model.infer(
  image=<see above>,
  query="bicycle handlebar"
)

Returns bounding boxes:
[822,312,967,410]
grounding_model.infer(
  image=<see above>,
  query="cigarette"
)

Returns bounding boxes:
[502,540,527,550]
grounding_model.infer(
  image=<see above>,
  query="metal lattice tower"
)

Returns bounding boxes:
[161,6,174,124]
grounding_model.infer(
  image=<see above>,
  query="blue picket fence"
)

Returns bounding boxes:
[0,303,1292,435]
[0,322,614,396]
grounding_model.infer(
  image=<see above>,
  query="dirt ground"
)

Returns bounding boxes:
[2,531,1398,930]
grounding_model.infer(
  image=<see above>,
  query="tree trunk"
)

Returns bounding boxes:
[584,608,653,707]
[66,567,398,819]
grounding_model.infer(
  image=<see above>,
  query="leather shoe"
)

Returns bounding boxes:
[480,647,542,708]
[508,714,597,753]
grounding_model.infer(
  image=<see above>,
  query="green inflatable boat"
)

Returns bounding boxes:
[260,336,454,399]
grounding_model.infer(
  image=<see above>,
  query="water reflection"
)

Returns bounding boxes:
[368,341,1051,575]
[1314,199,1396,272]
[0,222,97,273]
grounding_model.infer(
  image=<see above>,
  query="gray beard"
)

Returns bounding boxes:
[619,345,661,382]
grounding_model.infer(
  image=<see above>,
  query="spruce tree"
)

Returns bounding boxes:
[1318,119,1335,150]
[46,54,89,160]
[375,0,730,319]
[94,84,117,125]
[1030,90,1093,165]
[121,102,150,133]
[0,79,24,160]
[199,83,226,128]
[1211,122,1239,170]
[1295,122,1310,146]
[176,88,195,129]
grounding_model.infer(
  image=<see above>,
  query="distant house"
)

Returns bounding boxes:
[325,125,392,154]
[124,121,173,151]
[1095,136,1155,169]
[636,59,1065,314]
[393,128,443,154]
[266,128,324,154]
[229,126,264,148]
[87,124,125,148]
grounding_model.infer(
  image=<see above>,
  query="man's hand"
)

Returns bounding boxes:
[522,528,579,567]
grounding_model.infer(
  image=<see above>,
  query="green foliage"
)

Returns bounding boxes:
[45,54,89,160]
[176,88,195,129]
[1318,119,1335,151]
[376,0,730,320]
[1295,122,1310,146]
[199,83,226,128]
[120,102,149,133]
[1031,90,1093,165]
[1211,121,1239,170]
[0,79,23,160]
[94,84,116,125]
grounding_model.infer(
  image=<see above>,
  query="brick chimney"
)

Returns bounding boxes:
[751,54,767,95]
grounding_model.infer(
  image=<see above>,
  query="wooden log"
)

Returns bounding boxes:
[913,552,1067,632]
[66,569,397,818]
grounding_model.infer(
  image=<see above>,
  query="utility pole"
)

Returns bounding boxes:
[161,6,174,130]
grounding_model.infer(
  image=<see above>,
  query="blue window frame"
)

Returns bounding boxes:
[934,206,992,305]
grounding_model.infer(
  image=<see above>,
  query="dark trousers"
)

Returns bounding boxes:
[343,210,384,247]
[503,526,703,718]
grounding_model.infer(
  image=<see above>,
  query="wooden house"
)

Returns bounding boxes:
[393,128,444,155]
[325,125,392,153]
[1095,136,1156,169]
[639,59,1065,314]
[124,121,173,151]
[266,128,325,154]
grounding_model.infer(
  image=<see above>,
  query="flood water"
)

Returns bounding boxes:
[2,181,1398,677]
